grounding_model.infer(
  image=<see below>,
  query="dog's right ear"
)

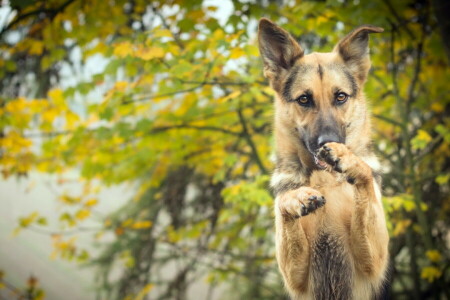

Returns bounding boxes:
[258,18,303,81]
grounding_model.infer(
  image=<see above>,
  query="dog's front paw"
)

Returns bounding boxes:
[318,142,349,173]
[318,142,372,184]
[278,187,326,220]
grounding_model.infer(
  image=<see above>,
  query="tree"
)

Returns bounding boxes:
[0,0,448,299]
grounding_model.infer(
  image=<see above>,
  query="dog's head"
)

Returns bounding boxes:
[258,18,382,169]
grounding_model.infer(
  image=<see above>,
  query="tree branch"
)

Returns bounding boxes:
[151,4,184,50]
[0,0,76,39]
[152,124,241,136]
[121,85,202,104]
[382,0,415,39]
[236,107,268,174]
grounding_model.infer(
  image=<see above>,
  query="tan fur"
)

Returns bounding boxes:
[259,18,389,299]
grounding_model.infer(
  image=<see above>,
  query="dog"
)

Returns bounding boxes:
[258,18,390,299]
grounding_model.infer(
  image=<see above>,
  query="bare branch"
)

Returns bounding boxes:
[236,107,268,174]
[121,85,202,104]
[0,0,76,39]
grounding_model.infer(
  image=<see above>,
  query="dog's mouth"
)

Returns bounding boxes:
[313,154,328,170]
[302,139,328,170]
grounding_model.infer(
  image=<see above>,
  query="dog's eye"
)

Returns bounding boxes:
[335,92,348,104]
[296,95,311,106]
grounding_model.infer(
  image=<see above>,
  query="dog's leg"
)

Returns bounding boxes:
[275,187,325,294]
[318,143,389,278]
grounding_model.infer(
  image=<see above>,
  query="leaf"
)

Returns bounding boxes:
[75,209,91,220]
[84,198,98,207]
[48,89,65,107]
[153,28,172,38]
[411,130,432,150]
[131,221,153,229]
[230,47,245,59]
[426,250,442,263]
[29,39,44,55]
[113,41,134,57]
[435,124,450,143]
[217,90,241,103]
[135,46,165,60]
[135,283,154,300]
[244,44,259,57]
[393,219,411,237]
[19,212,39,228]
[37,217,48,226]
[421,266,442,282]
[435,173,450,185]
[60,195,81,205]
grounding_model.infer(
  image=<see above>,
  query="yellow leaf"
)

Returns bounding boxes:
[48,89,65,107]
[316,15,328,25]
[153,28,172,38]
[122,218,133,227]
[65,111,79,130]
[41,107,59,123]
[218,90,241,103]
[135,283,154,300]
[230,47,245,59]
[135,46,165,60]
[60,195,81,205]
[426,250,442,263]
[84,198,98,207]
[167,226,181,243]
[19,211,39,228]
[245,44,259,57]
[75,209,91,220]
[411,130,432,150]
[431,102,444,113]
[212,29,225,41]
[262,86,275,96]
[393,219,411,236]
[206,6,218,12]
[417,129,432,142]
[131,221,153,229]
[29,39,44,55]
[113,81,128,92]
[5,97,27,113]
[0,131,32,151]
[421,266,442,282]
[113,41,134,57]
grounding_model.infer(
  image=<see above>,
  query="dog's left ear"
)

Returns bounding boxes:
[258,18,304,83]
[334,25,383,83]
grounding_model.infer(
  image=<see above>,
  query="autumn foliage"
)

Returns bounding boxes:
[0,0,449,299]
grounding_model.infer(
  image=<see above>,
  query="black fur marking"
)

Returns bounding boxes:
[343,70,358,96]
[282,66,300,102]
[271,155,306,196]
[282,65,314,102]
[272,179,302,196]
[312,233,352,300]
[372,170,383,188]
[297,196,326,217]
[318,64,324,80]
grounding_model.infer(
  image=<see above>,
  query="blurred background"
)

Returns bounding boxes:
[0,0,449,299]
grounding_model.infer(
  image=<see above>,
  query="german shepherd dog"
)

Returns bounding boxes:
[258,19,389,299]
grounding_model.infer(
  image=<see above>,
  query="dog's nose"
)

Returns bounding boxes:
[317,132,343,148]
